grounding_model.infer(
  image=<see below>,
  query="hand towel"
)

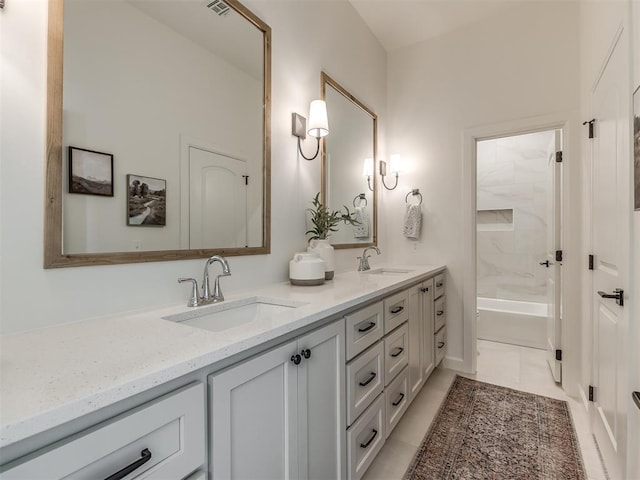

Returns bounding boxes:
[403,204,422,239]
[353,206,370,239]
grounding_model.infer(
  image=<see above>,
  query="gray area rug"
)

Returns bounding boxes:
[404,376,587,480]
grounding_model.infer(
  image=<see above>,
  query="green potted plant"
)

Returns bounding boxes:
[306,192,359,280]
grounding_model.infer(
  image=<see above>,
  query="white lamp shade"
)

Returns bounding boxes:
[389,154,403,174]
[307,100,329,138]
[362,158,374,177]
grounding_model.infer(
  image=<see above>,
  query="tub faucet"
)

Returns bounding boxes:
[357,246,381,271]
[202,255,231,303]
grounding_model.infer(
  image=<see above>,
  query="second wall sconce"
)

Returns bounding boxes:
[380,154,403,190]
[292,100,329,161]
[362,158,374,191]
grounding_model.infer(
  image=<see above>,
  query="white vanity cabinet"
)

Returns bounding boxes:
[0,383,205,480]
[209,319,346,480]
[433,273,447,365]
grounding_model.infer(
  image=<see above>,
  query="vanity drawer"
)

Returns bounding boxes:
[434,273,445,299]
[0,383,205,480]
[384,322,409,385]
[385,366,409,438]
[346,342,384,426]
[434,295,447,333]
[346,302,384,361]
[346,393,385,480]
[383,290,409,334]
[436,326,447,366]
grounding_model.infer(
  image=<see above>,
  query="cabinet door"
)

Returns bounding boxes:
[297,320,346,480]
[407,283,425,401]
[209,341,298,480]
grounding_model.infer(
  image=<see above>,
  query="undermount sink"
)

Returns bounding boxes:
[163,297,306,333]
[363,268,414,275]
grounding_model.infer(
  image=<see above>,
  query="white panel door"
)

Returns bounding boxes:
[189,146,247,249]
[590,28,630,480]
[209,341,298,480]
[296,320,346,480]
[545,130,563,382]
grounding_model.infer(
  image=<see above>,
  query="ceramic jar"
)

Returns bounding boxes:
[307,239,334,280]
[289,253,325,286]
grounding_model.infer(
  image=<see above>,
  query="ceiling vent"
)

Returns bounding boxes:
[204,0,230,16]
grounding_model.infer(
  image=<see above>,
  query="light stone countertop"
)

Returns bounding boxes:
[0,264,445,449]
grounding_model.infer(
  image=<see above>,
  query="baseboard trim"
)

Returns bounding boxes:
[577,384,590,412]
[442,355,469,373]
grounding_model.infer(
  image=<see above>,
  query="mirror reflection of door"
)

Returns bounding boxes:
[188,147,248,249]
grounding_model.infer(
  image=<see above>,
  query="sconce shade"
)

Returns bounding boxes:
[307,100,329,138]
[389,154,403,174]
[362,158,374,177]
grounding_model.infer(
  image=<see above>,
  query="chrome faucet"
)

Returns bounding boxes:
[202,255,231,303]
[178,255,231,307]
[357,246,381,271]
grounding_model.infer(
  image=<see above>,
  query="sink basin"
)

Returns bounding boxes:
[163,297,306,333]
[363,268,414,275]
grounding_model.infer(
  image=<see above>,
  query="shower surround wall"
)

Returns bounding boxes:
[476,131,553,304]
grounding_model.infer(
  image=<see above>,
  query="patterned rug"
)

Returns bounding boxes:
[403,376,587,480]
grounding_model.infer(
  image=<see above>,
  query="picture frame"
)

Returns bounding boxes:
[634,85,640,211]
[127,174,167,226]
[68,146,114,196]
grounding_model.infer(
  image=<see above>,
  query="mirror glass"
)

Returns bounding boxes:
[321,73,377,248]
[45,0,271,267]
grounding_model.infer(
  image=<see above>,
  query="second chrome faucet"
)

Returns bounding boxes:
[179,255,231,307]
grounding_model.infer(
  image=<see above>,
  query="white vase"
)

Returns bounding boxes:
[307,239,335,280]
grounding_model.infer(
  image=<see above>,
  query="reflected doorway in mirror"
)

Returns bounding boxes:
[127,174,167,226]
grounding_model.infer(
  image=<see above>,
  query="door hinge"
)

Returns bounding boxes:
[588,254,594,270]
[589,385,595,402]
[555,151,563,163]
[556,250,563,262]
[555,349,562,361]
[242,175,249,186]
[583,119,595,139]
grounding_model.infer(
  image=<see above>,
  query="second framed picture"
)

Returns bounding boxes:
[127,174,167,226]
[68,146,114,196]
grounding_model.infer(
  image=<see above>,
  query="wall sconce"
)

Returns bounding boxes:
[292,100,329,161]
[380,154,402,190]
[362,157,374,191]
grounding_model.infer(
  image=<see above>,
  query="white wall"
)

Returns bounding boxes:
[0,0,387,333]
[386,2,580,369]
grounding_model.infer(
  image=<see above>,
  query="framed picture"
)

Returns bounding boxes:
[68,146,114,196]
[127,174,167,226]
[634,85,640,210]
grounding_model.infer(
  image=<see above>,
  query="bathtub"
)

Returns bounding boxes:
[476,297,547,349]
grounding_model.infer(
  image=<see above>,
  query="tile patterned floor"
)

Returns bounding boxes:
[362,340,608,480]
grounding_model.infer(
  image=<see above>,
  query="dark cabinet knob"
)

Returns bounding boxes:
[291,354,302,365]
[301,348,311,359]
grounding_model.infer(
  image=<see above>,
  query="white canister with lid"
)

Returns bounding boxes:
[289,253,325,286]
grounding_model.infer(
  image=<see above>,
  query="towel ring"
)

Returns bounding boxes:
[353,193,368,207]
[405,189,423,206]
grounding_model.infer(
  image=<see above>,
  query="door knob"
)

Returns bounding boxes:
[291,354,302,365]
[597,289,624,307]
[301,348,311,359]
[539,260,552,268]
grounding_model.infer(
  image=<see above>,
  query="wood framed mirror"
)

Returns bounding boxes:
[321,72,377,249]
[44,0,271,268]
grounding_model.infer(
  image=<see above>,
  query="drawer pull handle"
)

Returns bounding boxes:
[392,392,405,406]
[437,341,445,349]
[437,310,444,316]
[359,372,377,387]
[360,429,378,449]
[436,281,444,287]
[104,448,152,480]
[390,347,404,358]
[390,305,404,314]
[420,287,429,293]
[357,321,376,333]
[301,348,311,359]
